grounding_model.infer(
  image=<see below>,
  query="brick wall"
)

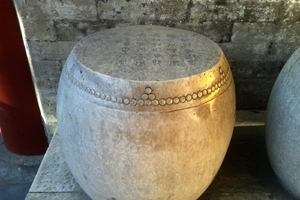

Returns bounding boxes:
[13,0,300,139]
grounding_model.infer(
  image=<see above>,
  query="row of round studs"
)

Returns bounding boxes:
[66,67,230,107]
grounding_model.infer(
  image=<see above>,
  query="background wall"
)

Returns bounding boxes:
[13,0,300,140]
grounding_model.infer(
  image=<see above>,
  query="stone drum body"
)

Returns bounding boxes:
[57,26,236,200]
[266,47,300,199]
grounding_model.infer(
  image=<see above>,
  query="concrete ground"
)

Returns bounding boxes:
[0,137,43,200]
[1,125,298,200]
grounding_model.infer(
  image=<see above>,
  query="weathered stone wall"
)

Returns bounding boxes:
[13,0,300,139]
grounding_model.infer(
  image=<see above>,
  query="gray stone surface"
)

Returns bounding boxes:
[38,94,58,124]
[26,192,91,200]
[32,60,64,88]
[26,124,297,200]
[27,41,77,60]
[28,133,82,193]
[12,0,300,141]
[14,0,52,20]
[0,184,33,200]
[266,47,300,199]
[54,20,111,41]
[0,137,41,200]
[230,23,300,62]
[233,77,276,110]
[57,25,235,199]
[234,110,265,127]
[25,132,91,200]
[50,0,97,21]
[22,20,57,41]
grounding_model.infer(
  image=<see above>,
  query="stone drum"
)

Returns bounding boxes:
[266,47,300,199]
[57,25,236,200]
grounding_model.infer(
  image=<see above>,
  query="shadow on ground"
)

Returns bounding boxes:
[0,137,43,200]
[199,126,296,200]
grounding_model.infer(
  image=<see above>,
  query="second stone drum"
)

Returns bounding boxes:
[57,25,236,200]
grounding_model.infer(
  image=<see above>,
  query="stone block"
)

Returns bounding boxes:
[14,0,97,21]
[232,23,275,43]
[175,21,233,43]
[22,20,57,41]
[27,41,77,60]
[230,23,300,62]
[243,1,278,22]
[26,193,91,200]
[277,2,300,23]
[223,41,298,63]
[269,42,300,63]
[44,122,58,143]
[230,61,284,78]
[232,22,300,44]
[234,77,276,110]
[275,23,300,44]
[220,42,272,62]
[13,0,52,20]
[29,59,64,125]
[30,60,63,125]
[190,1,299,23]
[190,1,245,23]
[38,94,58,125]
[35,76,59,96]
[31,60,64,83]
[54,20,114,41]
[97,0,189,23]
[28,133,82,193]
[50,0,97,21]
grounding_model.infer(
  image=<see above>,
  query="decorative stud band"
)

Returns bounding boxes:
[65,66,231,107]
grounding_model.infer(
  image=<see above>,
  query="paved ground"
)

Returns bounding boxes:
[0,137,43,200]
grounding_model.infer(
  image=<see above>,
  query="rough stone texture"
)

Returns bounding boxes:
[27,41,77,60]
[22,20,57,41]
[12,0,300,141]
[230,23,300,62]
[57,26,235,199]
[26,193,91,200]
[265,47,300,199]
[54,20,112,41]
[29,60,64,139]
[234,77,276,110]
[28,133,82,193]
[25,125,297,200]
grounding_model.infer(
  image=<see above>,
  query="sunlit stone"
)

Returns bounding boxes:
[57,25,236,200]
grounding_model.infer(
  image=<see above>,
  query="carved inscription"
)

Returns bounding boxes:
[71,27,228,110]
[113,31,207,70]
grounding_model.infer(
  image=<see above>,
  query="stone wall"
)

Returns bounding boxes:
[13,0,300,139]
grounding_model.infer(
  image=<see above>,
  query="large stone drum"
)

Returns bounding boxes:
[266,47,300,199]
[57,25,236,200]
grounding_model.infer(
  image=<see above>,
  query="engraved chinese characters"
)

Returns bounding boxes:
[57,25,236,200]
